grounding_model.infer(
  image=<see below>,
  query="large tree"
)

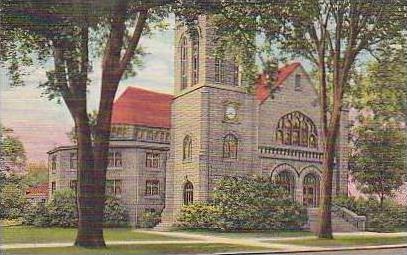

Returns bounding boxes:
[208,0,405,238]
[350,117,406,208]
[1,0,168,247]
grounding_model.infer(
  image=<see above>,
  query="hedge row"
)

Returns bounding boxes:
[23,189,129,227]
[177,176,308,231]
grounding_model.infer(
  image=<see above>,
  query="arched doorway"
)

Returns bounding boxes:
[303,173,320,207]
[183,181,194,205]
[275,170,296,200]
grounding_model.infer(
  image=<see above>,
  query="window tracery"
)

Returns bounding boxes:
[276,112,318,148]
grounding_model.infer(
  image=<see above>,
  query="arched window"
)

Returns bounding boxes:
[180,36,188,89]
[183,181,194,205]
[275,171,296,199]
[223,134,238,159]
[192,37,199,85]
[276,112,318,148]
[303,173,320,207]
[183,135,192,160]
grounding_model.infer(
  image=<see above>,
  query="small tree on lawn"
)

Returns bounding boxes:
[350,117,406,208]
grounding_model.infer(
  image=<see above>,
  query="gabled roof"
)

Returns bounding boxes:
[111,87,173,128]
[256,62,301,103]
[25,183,48,198]
[111,63,302,128]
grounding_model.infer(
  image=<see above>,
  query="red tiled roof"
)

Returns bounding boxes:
[111,87,173,128]
[112,63,301,127]
[25,183,48,198]
[256,62,301,102]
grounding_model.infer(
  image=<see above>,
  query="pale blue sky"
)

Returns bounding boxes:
[0,28,174,162]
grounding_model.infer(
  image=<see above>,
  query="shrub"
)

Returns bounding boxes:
[334,195,407,232]
[47,189,78,227]
[23,191,130,227]
[0,183,27,219]
[104,196,129,227]
[177,202,222,229]
[23,202,50,227]
[138,211,162,228]
[177,176,307,231]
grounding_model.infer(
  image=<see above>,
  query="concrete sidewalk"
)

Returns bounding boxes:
[1,230,406,254]
[0,240,216,250]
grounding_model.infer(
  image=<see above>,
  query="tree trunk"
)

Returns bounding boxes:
[74,107,106,248]
[318,103,343,239]
[73,21,106,248]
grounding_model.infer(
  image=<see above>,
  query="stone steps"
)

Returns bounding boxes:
[307,208,363,233]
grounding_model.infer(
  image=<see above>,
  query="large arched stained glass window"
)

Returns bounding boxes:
[180,36,188,89]
[183,135,192,160]
[183,181,194,205]
[223,134,238,159]
[276,112,318,148]
[275,171,296,199]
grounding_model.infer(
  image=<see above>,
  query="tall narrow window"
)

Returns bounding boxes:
[51,182,56,194]
[180,36,188,89]
[69,180,77,194]
[192,38,199,85]
[233,64,240,86]
[183,181,194,205]
[51,155,57,173]
[295,74,302,90]
[223,134,238,159]
[183,135,192,161]
[215,57,225,83]
[69,152,77,170]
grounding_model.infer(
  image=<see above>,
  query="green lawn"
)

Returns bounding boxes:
[176,228,313,239]
[271,235,407,247]
[5,243,265,255]
[0,226,189,244]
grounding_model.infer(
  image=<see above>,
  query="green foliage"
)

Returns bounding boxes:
[0,183,28,219]
[104,196,129,227]
[350,117,406,203]
[177,176,307,231]
[138,211,162,228]
[334,195,407,232]
[0,125,26,171]
[23,202,50,227]
[350,41,407,121]
[177,202,222,230]
[47,189,78,227]
[23,192,129,227]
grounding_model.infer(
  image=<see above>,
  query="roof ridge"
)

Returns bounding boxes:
[125,86,173,97]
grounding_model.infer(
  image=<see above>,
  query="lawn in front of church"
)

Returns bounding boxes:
[3,243,267,255]
[0,226,188,244]
[268,235,407,247]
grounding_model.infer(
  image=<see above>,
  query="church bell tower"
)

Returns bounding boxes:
[159,15,258,226]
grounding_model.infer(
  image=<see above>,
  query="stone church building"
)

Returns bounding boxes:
[48,16,350,228]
